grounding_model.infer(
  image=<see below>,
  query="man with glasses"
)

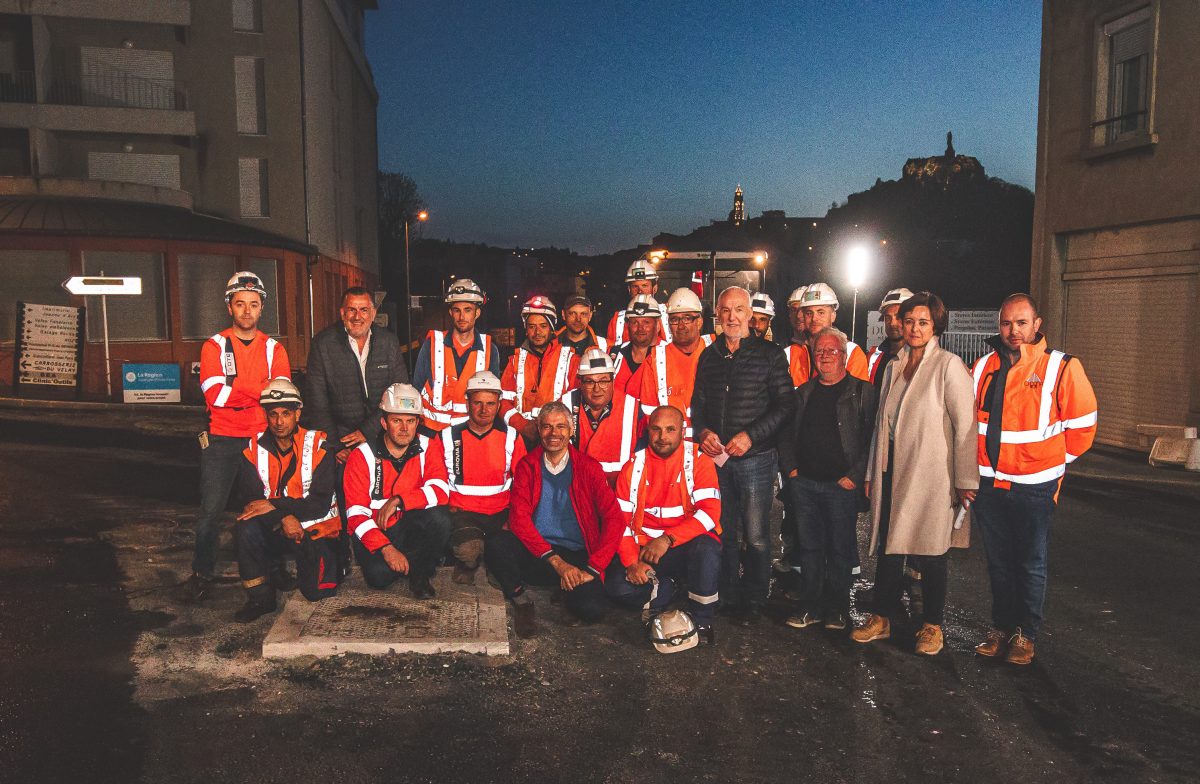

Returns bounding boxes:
[559,348,644,486]
[637,288,713,436]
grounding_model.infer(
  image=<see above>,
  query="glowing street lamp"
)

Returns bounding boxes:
[846,244,871,343]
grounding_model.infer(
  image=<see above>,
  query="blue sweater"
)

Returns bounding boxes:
[534,460,584,551]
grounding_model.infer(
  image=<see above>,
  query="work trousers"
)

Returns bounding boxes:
[972,476,1058,640]
[449,508,509,569]
[235,517,340,601]
[788,474,859,616]
[717,449,778,609]
[484,532,608,622]
[353,506,451,589]
[872,463,949,626]
[604,536,722,627]
[194,434,247,576]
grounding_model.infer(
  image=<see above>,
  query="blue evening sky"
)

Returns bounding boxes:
[368,2,1042,255]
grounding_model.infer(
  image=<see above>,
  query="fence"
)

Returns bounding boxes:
[940,331,992,367]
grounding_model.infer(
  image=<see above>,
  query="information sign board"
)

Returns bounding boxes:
[122,363,182,403]
[14,302,84,396]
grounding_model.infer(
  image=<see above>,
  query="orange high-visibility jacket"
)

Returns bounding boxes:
[561,388,644,478]
[241,427,340,539]
[616,443,722,567]
[419,330,494,432]
[438,420,527,515]
[500,341,579,430]
[784,340,869,388]
[638,336,715,424]
[343,436,450,553]
[200,328,290,437]
[606,308,670,346]
[971,336,1097,488]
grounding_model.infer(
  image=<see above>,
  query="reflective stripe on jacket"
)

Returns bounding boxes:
[785,340,869,388]
[500,341,578,429]
[562,389,643,477]
[200,329,290,437]
[439,420,526,514]
[343,436,450,553]
[615,443,721,566]
[638,336,715,430]
[420,330,492,431]
[244,427,340,538]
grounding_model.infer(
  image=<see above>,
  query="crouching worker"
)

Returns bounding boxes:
[606,406,722,646]
[343,383,451,598]
[232,380,341,623]
[488,401,624,638]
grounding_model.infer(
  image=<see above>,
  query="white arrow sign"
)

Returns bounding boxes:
[63,276,142,296]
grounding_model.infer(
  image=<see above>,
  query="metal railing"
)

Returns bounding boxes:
[0,71,36,103]
[48,66,187,111]
[1091,109,1147,143]
[940,332,992,368]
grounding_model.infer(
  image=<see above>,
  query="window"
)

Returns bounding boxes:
[234,56,266,134]
[232,0,263,32]
[0,250,71,341]
[238,157,269,217]
[82,251,168,342]
[178,254,279,339]
[1093,6,1154,147]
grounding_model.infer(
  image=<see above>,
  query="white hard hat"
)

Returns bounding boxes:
[625,258,660,283]
[750,292,776,317]
[880,287,915,309]
[650,609,698,654]
[379,383,423,415]
[445,278,486,305]
[225,271,267,303]
[465,370,502,396]
[787,286,808,305]
[521,295,558,328]
[259,378,302,408]
[665,287,703,315]
[577,347,616,376]
[799,282,839,310]
[625,294,661,319]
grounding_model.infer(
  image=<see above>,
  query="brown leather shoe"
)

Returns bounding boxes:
[914,623,944,656]
[1005,629,1035,665]
[975,629,1008,657]
[851,614,890,643]
[512,600,537,639]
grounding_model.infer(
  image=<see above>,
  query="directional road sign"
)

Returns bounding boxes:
[63,276,142,296]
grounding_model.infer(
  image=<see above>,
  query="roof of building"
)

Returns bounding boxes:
[0,197,316,254]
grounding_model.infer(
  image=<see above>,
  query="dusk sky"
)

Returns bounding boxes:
[368,2,1042,255]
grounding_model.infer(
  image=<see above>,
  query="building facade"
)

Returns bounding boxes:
[0,0,379,400]
[1031,0,1199,448]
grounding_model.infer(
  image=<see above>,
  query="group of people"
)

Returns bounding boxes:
[186,258,1097,661]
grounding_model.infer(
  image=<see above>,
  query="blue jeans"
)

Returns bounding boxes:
[605,536,722,626]
[788,475,859,616]
[194,434,248,576]
[716,449,778,609]
[972,477,1058,640]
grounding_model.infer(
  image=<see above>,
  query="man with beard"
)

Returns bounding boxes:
[559,348,644,485]
[501,295,579,440]
[612,294,662,397]
[557,295,609,356]
[867,288,914,387]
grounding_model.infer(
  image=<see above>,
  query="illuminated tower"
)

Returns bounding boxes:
[729,185,745,225]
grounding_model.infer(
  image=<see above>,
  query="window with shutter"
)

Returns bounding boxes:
[1092,6,1155,147]
[87,152,181,190]
[234,56,266,134]
[232,0,263,32]
[238,157,269,217]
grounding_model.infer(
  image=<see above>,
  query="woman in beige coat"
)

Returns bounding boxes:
[851,292,978,655]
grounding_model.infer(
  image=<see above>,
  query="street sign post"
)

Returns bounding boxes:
[62,275,143,398]
[14,302,85,399]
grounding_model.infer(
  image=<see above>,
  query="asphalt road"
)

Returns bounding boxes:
[1,430,1197,784]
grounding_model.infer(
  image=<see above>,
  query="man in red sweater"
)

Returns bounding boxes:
[187,271,291,602]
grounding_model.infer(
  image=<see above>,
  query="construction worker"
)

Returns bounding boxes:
[559,348,644,484]
[637,288,713,434]
[970,293,1097,665]
[612,294,662,397]
[231,380,341,622]
[557,295,609,356]
[606,257,671,345]
[749,292,776,340]
[606,406,722,645]
[783,285,810,387]
[412,278,501,432]
[868,287,914,387]
[501,295,580,440]
[343,383,452,598]
[188,271,291,602]
[439,371,527,584]
[790,282,870,385]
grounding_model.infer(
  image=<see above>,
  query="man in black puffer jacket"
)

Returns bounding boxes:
[691,286,796,622]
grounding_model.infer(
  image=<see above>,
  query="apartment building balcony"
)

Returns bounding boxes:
[0,1,190,26]
[0,176,192,210]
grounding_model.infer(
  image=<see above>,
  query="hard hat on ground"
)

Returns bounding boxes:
[650,609,699,654]
[799,282,839,310]
[625,294,662,319]
[465,370,502,396]
[380,383,423,415]
[751,292,776,317]
[625,258,660,283]
[880,287,915,309]
[259,379,302,409]
[577,347,616,377]
[445,278,486,305]
[665,288,703,314]
[521,295,558,329]
[787,286,808,306]
[225,271,268,303]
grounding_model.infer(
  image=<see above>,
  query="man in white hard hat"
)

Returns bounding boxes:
[501,295,579,440]
[794,282,870,385]
[560,347,645,485]
[557,295,609,356]
[612,294,662,397]
[343,383,452,599]
[412,278,501,433]
[868,287,914,389]
[749,292,776,340]
[439,370,527,584]
[230,380,342,622]
[638,288,713,435]
[606,257,671,344]
[187,271,291,603]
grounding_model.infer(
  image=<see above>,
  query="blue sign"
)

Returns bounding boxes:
[122,363,181,403]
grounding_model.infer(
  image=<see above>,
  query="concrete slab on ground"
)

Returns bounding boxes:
[263,566,510,659]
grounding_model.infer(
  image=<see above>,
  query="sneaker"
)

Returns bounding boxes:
[1005,629,1035,665]
[697,626,716,646]
[451,564,477,585]
[512,600,537,638]
[181,572,215,604]
[914,623,944,656]
[409,576,436,600]
[823,613,848,631]
[851,614,891,643]
[974,629,1008,658]
[785,611,821,629]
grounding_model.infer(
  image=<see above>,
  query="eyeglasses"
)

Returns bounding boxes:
[580,377,613,386]
[667,315,700,325]
[813,348,843,357]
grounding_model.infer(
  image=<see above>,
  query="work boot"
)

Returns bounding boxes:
[181,572,216,604]
[409,575,436,600]
[512,600,537,638]
[974,629,1008,658]
[697,626,716,646]
[451,563,477,585]
[851,614,891,643]
[914,623,944,656]
[1005,629,1035,665]
[270,564,297,592]
[233,585,277,623]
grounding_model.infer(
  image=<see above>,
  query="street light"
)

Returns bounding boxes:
[404,209,429,374]
[846,244,870,343]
